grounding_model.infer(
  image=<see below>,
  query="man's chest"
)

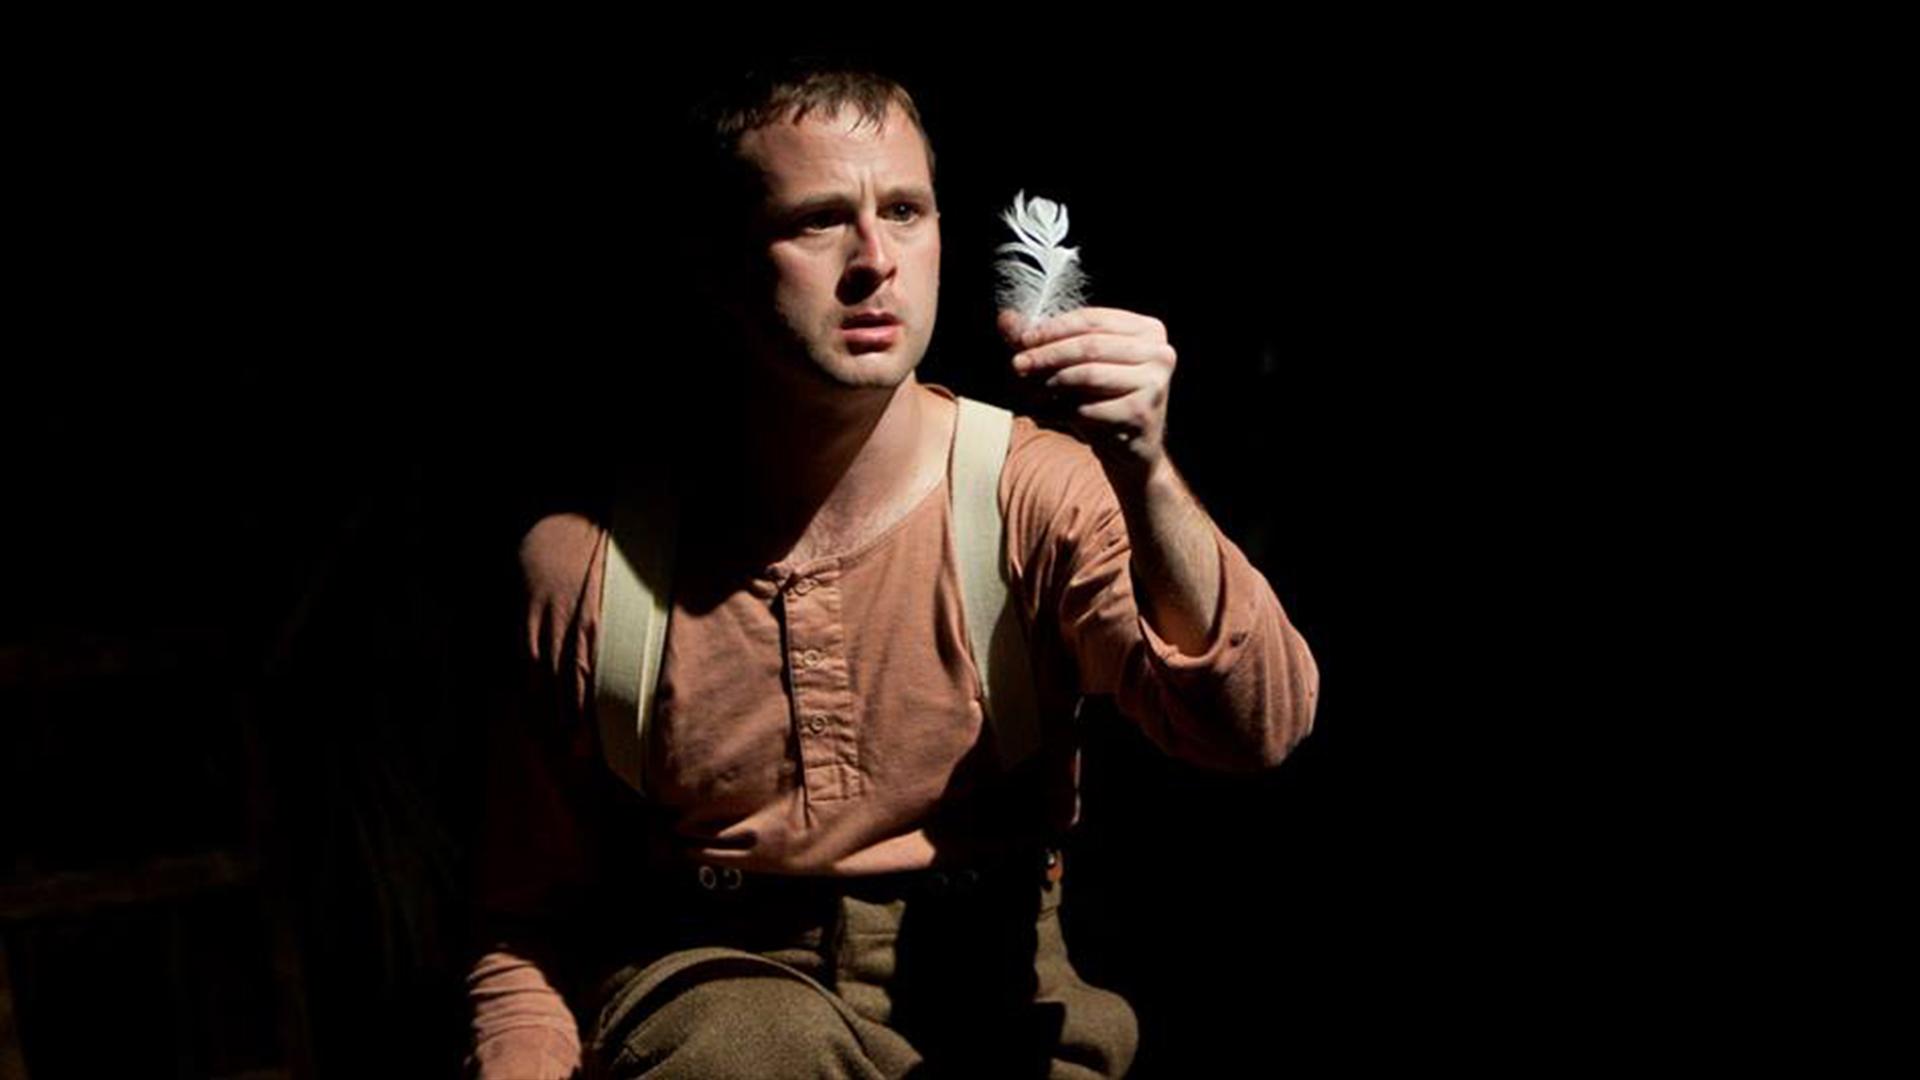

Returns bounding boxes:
[640,507,986,812]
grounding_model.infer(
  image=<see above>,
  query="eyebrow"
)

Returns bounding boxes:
[772,184,938,219]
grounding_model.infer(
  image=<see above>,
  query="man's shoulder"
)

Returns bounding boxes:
[992,408,1120,588]
[519,511,604,584]
[516,509,609,647]
[1006,412,1094,464]
[1000,412,1108,511]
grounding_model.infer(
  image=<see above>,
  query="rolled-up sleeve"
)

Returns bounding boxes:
[465,943,584,1078]
[1003,421,1319,772]
[464,677,592,1078]
[462,513,609,1078]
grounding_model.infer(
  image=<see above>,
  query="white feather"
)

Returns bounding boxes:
[995,190,1089,324]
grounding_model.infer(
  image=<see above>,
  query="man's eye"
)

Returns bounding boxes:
[799,213,840,232]
[885,202,921,223]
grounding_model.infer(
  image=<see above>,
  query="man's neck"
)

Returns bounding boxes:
[715,372,936,562]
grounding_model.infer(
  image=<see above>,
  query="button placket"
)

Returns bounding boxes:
[781,564,863,801]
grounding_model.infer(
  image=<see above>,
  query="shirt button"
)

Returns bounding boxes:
[806,714,831,734]
[791,577,816,596]
[797,648,823,669]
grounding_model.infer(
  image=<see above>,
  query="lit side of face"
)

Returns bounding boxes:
[732,102,941,396]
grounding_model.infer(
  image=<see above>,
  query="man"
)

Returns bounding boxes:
[464,62,1318,1078]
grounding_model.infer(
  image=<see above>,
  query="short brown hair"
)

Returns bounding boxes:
[696,57,936,180]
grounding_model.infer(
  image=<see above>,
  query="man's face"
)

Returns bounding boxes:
[731,103,940,395]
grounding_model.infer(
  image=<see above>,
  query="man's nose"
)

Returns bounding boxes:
[842,211,897,288]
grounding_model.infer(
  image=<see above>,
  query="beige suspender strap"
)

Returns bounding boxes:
[952,396,1044,769]
[595,470,677,797]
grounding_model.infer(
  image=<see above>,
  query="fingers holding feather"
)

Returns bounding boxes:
[1012,331,1177,376]
[1014,307,1167,348]
[1041,361,1165,401]
[1028,361,1171,450]
[996,309,1028,346]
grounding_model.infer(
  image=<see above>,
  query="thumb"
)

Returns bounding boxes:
[996,309,1029,346]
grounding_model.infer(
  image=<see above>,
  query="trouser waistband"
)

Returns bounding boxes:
[662,844,1064,907]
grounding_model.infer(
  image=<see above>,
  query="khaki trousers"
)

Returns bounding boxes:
[582,849,1138,1079]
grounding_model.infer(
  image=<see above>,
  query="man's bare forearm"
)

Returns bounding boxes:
[1105,454,1222,655]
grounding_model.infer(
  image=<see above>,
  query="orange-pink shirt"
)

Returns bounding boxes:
[464,382,1319,1077]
